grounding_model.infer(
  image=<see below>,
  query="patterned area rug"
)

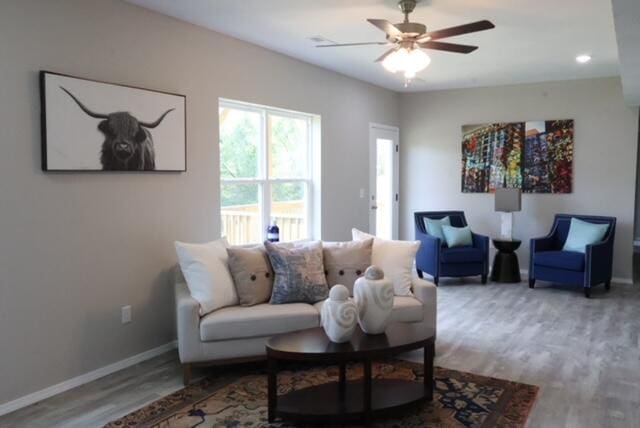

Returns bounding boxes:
[106,360,538,427]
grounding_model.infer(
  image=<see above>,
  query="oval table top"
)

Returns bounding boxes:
[266,323,435,361]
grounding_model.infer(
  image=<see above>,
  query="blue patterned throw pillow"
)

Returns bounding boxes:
[264,240,329,304]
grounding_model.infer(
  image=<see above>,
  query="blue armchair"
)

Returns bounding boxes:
[529,214,616,298]
[415,211,489,286]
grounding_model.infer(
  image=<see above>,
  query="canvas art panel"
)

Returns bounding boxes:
[461,119,573,193]
[40,71,186,171]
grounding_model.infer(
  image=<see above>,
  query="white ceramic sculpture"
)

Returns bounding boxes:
[353,266,394,334]
[321,284,358,343]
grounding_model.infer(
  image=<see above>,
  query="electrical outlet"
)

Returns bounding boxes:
[121,305,132,324]
[359,188,366,198]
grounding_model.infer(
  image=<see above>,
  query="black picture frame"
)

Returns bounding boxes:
[40,70,187,172]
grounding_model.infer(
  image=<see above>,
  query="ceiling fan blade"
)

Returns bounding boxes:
[427,20,495,41]
[419,41,478,54]
[367,19,403,38]
[375,47,400,62]
[317,41,388,48]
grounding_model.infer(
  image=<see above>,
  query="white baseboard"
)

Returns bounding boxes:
[0,340,177,417]
[521,269,634,285]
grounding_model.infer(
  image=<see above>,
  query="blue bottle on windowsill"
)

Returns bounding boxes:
[267,220,280,242]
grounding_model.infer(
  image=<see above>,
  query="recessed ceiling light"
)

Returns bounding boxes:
[576,54,592,64]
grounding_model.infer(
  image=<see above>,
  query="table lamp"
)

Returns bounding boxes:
[495,187,521,240]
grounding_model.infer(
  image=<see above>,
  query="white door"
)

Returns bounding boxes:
[369,124,400,239]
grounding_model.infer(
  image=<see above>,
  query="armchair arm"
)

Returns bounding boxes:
[412,277,437,332]
[174,267,202,363]
[586,240,614,286]
[415,230,440,277]
[472,233,490,275]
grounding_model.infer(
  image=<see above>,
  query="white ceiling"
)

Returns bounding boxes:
[126,0,620,92]
[611,0,640,106]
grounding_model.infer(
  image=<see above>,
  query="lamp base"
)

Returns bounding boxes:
[499,212,513,241]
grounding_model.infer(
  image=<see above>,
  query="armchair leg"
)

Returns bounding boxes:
[416,269,424,279]
[584,288,591,298]
[183,363,192,386]
[605,280,611,291]
[481,274,487,285]
[529,278,535,289]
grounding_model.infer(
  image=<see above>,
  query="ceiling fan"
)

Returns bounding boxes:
[317,0,495,83]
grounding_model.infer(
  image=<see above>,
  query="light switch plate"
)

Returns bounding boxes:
[121,305,132,324]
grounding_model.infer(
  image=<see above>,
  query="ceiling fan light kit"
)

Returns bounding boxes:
[317,0,495,85]
[382,47,431,79]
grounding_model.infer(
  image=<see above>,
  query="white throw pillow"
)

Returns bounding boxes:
[352,229,419,296]
[175,237,238,315]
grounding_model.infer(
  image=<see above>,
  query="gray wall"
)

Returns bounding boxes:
[0,0,399,404]
[400,77,639,279]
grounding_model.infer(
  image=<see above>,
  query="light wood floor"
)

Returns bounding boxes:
[1,279,639,427]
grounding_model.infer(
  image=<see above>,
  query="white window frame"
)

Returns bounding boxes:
[219,98,318,243]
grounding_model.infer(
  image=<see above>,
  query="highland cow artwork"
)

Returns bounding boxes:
[461,120,573,193]
[40,71,186,171]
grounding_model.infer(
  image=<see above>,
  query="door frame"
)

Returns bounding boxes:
[369,123,400,239]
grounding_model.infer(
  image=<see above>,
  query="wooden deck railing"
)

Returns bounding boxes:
[221,210,305,245]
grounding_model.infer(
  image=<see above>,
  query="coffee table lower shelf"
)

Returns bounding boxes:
[273,378,427,424]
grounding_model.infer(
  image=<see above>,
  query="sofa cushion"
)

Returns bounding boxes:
[352,229,419,296]
[563,217,609,253]
[314,296,423,324]
[440,246,483,264]
[227,245,273,307]
[441,225,473,248]
[424,216,451,241]
[534,250,585,272]
[200,303,319,342]
[265,240,329,304]
[174,238,238,316]
[323,239,373,295]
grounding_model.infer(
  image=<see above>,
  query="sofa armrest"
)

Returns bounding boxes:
[412,277,437,333]
[174,268,202,363]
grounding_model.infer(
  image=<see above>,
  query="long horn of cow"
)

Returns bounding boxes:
[59,86,109,119]
[139,109,175,129]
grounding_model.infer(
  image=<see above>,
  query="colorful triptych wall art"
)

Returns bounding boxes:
[461,120,573,193]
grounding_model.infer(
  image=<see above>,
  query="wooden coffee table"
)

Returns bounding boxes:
[266,323,435,426]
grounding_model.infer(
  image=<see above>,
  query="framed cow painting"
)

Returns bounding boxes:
[40,71,186,171]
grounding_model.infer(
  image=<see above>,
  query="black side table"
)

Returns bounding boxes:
[491,239,521,283]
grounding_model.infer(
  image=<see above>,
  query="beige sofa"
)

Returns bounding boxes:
[174,267,437,384]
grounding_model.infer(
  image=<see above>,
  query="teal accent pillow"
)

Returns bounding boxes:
[563,218,609,253]
[424,216,451,241]
[441,225,473,248]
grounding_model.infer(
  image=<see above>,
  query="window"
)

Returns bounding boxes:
[219,100,318,245]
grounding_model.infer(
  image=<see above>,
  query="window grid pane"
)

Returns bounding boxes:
[270,181,307,242]
[220,182,262,245]
[268,114,308,179]
[220,101,313,244]
[219,107,260,180]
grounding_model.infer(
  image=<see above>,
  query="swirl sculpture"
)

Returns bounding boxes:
[321,285,358,343]
[353,266,394,334]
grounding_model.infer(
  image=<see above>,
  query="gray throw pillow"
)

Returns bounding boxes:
[227,246,274,306]
[264,240,329,304]
[323,239,373,295]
